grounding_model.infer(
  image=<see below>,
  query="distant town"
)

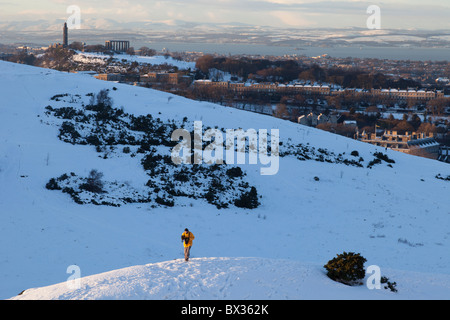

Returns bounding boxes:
[1,23,449,163]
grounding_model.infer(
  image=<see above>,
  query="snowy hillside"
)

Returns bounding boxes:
[9,257,450,300]
[0,60,449,300]
[72,51,196,70]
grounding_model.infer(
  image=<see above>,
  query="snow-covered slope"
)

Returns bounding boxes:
[0,60,449,300]
[8,257,450,300]
[72,51,196,70]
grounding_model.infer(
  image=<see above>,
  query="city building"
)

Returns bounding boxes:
[438,146,450,163]
[94,73,141,83]
[298,112,341,126]
[140,72,192,85]
[193,80,443,101]
[94,73,123,82]
[355,130,441,160]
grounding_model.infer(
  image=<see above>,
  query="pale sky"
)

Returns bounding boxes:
[1,0,449,29]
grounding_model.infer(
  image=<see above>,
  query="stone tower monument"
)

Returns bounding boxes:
[63,22,68,47]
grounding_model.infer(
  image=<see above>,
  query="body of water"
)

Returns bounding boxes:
[138,41,450,61]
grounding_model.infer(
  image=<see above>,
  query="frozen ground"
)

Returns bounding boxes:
[9,257,450,300]
[0,60,449,300]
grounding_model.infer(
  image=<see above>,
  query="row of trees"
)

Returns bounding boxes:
[195,55,422,90]
[7,46,78,71]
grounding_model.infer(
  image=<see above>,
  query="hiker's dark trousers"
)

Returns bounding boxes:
[184,246,191,261]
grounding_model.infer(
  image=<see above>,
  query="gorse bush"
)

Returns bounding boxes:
[368,152,395,168]
[45,178,61,190]
[226,166,244,178]
[234,186,259,209]
[88,89,113,109]
[373,152,395,164]
[381,276,398,293]
[324,252,367,286]
[45,90,261,210]
[79,169,104,193]
[436,174,450,181]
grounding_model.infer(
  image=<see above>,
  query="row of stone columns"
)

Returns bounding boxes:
[106,41,130,52]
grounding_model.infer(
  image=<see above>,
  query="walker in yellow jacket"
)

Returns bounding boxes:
[181,228,195,261]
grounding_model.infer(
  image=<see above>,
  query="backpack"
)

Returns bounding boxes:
[182,232,190,245]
